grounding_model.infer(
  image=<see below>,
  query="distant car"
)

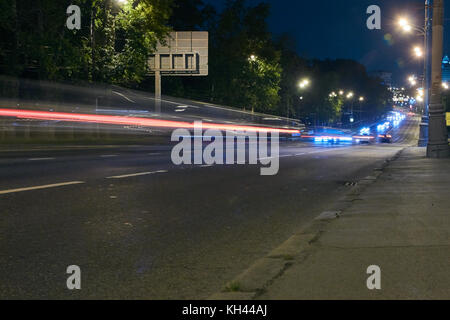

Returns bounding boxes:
[378,133,393,143]
[356,127,374,144]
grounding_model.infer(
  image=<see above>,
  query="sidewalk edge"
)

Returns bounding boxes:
[208,148,406,300]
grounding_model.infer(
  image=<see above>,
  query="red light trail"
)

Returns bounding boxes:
[0,108,300,134]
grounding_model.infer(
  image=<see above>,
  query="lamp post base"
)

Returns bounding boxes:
[426,143,450,158]
[418,116,429,147]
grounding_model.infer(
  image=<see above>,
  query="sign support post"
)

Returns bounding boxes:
[148,31,209,114]
[154,54,162,113]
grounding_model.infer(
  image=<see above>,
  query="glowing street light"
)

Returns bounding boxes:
[413,46,423,58]
[398,16,426,36]
[346,92,354,99]
[299,78,310,89]
[442,82,449,90]
[398,18,408,27]
[249,55,257,62]
[408,75,418,86]
[416,88,425,102]
[359,96,365,102]
[329,91,338,98]
[398,18,413,32]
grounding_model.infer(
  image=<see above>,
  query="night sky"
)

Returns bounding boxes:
[206,0,450,86]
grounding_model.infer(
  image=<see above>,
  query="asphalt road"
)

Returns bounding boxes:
[0,117,419,299]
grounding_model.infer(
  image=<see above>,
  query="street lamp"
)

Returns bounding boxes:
[398,17,425,35]
[413,46,424,58]
[416,87,425,103]
[296,79,310,122]
[299,78,310,89]
[408,75,418,86]
[397,4,432,147]
[344,92,355,128]
[398,18,411,31]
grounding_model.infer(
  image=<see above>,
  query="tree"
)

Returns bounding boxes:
[0,0,172,86]
[209,0,282,112]
[112,0,172,86]
[275,34,308,118]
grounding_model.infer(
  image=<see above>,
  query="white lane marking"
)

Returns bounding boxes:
[112,91,136,103]
[295,153,306,156]
[28,158,55,161]
[0,181,85,195]
[279,155,291,158]
[100,155,118,158]
[142,96,200,108]
[106,170,168,179]
[200,164,213,167]
[95,108,149,114]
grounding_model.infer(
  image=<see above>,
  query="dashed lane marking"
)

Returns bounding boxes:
[106,170,168,179]
[28,158,55,161]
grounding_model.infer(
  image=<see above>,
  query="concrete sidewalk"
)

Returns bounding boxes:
[211,147,450,300]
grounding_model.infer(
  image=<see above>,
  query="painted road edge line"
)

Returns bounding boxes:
[106,170,168,179]
[28,158,55,161]
[0,181,85,195]
[100,155,118,158]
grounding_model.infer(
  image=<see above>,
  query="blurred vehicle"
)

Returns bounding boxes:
[355,127,374,144]
[378,132,393,143]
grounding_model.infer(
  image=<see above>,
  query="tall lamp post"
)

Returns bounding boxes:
[427,0,449,157]
[298,78,310,123]
[398,1,432,147]
[344,92,355,129]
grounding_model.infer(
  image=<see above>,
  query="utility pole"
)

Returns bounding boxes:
[419,0,432,146]
[427,0,449,157]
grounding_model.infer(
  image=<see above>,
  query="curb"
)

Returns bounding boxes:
[208,148,406,300]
